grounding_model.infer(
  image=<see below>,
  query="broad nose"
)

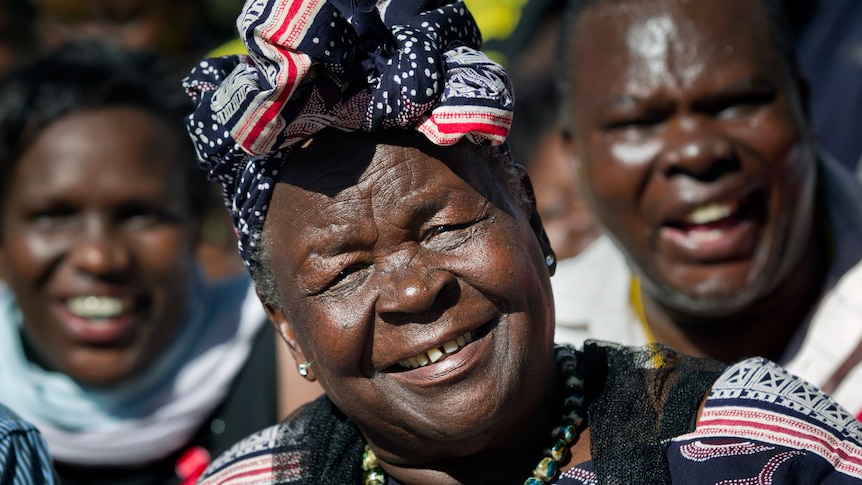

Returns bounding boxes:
[657,116,739,180]
[376,263,459,322]
[67,217,131,277]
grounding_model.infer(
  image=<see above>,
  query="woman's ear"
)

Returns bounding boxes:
[514,164,557,276]
[261,298,317,382]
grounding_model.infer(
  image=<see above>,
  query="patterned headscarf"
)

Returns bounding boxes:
[184,0,514,266]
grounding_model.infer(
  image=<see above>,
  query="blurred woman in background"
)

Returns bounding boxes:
[0,41,317,485]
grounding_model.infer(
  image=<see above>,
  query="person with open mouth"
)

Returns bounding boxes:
[555,0,862,421]
[0,41,304,484]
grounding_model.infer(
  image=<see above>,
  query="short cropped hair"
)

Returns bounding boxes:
[0,41,207,220]
[555,0,800,128]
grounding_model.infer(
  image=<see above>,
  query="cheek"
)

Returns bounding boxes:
[764,137,817,252]
[287,292,376,379]
[608,137,663,169]
[581,151,653,240]
[0,231,60,288]
[731,110,814,213]
[470,225,550,315]
[735,108,807,168]
[582,131,659,203]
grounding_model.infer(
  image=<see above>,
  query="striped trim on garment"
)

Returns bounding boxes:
[685,357,862,480]
[0,405,56,485]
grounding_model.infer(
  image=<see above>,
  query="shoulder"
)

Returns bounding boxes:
[0,404,57,484]
[704,357,862,438]
[0,403,36,437]
[676,357,862,481]
[198,397,364,485]
[197,424,282,485]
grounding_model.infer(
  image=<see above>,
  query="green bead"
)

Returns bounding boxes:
[533,457,558,480]
[555,424,576,443]
[549,439,567,461]
[361,447,378,471]
[524,478,544,485]
[364,469,386,485]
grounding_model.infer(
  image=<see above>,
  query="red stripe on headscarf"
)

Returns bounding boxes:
[241,0,314,151]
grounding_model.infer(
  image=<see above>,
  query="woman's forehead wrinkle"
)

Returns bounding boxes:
[364,145,426,208]
[285,160,369,195]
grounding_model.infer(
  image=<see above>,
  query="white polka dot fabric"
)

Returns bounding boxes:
[183,0,513,266]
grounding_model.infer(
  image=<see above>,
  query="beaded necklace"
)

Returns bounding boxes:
[361,345,585,485]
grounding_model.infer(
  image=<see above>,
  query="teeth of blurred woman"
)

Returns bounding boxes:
[398,330,474,369]
[66,296,127,319]
[687,229,724,244]
[683,202,735,225]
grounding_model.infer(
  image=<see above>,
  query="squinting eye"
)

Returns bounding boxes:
[324,263,370,293]
[604,116,663,131]
[713,88,776,119]
[338,266,358,279]
[433,221,473,235]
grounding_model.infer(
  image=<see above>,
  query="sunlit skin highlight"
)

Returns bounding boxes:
[565,0,825,362]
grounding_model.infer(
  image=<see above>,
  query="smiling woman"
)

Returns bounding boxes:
[185,0,862,484]
[0,42,292,484]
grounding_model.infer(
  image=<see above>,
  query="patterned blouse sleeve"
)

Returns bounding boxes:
[667,357,862,484]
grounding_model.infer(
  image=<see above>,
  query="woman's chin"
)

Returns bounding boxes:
[63,349,142,386]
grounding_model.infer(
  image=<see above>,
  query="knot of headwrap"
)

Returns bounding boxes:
[183,0,514,266]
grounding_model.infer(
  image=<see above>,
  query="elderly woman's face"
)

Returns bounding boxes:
[264,133,556,461]
[0,106,197,385]
[567,0,816,314]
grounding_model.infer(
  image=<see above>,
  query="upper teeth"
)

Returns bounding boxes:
[399,331,474,369]
[683,202,735,225]
[67,296,128,319]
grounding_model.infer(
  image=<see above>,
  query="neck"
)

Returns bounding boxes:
[643,225,828,364]
[377,367,566,484]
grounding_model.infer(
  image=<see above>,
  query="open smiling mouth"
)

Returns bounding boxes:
[392,320,495,371]
[66,295,134,320]
[665,194,760,242]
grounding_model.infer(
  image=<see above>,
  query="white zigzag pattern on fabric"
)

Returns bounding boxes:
[679,440,776,462]
[681,357,862,479]
[709,358,862,434]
